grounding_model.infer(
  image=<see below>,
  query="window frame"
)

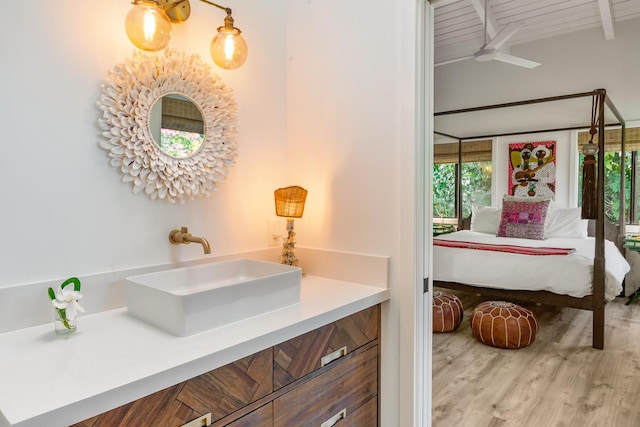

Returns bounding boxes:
[433,138,493,220]
[577,125,640,225]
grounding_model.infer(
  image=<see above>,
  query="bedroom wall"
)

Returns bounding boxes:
[436,17,640,209]
[434,18,640,121]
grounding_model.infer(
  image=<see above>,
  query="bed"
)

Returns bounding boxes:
[434,230,629,301]
[431,89,629,349]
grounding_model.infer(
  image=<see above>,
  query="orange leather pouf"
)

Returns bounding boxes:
[433,291,464,333]
[470,301,538,349]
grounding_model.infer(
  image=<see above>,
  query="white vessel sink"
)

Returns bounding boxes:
[126,259,302,336]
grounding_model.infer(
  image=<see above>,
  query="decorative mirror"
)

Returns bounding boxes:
[98,49,238,203]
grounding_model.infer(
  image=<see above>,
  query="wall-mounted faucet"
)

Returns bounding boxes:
[169,227,211,254]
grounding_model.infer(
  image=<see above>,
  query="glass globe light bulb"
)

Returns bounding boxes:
[210,26,248,70]
[125,0,172,52]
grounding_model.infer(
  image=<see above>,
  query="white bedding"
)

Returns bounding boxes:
[433,230,630,301]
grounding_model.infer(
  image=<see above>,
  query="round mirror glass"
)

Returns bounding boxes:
[149,93,206,158]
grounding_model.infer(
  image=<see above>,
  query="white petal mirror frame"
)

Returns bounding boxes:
[98,49,239,203]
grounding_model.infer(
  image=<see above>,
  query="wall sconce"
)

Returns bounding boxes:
[124,0,248,69]
[274,186,308,267]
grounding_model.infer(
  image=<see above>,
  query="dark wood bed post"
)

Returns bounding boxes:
[592,90,627,349]
[457,138,463,230]
[593,89,607,349]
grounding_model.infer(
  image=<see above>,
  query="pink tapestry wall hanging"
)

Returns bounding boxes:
[508,141,556,199]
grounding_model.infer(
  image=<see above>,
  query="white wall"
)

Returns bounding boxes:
[1,1,422,426]
[285,1,422,425]
[0,1,288,288]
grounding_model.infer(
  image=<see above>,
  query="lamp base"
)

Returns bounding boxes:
[280,219,301,268]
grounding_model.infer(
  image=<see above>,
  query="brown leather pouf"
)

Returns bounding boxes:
[470,301,538,349]
[433,291,464,333]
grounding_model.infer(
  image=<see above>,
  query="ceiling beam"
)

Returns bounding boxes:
[468,0,498,39]
[597,0,615,40]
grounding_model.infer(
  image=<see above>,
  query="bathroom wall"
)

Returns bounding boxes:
[0,1,288,288]
[1,1,422,425]
[285,0,422,425]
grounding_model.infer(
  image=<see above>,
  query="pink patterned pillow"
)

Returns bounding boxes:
[497,196,550,240]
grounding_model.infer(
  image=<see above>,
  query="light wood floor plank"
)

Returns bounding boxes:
[433,289,640,427]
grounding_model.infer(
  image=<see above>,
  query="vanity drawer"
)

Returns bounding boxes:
[71,382,199,427]
[273,345,378,427]
[72,348,273,427]
[223,402,273,427]
[273,304,379,390]
[177,347,273,422]
[345,396,378,427]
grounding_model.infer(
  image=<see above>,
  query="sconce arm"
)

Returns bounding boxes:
[198,0,232,15]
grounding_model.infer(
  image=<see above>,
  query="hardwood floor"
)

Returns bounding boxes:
[432,289,640,427]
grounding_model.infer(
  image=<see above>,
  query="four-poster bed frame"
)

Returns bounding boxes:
[431,88,626,349]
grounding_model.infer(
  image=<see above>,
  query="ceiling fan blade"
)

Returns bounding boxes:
[484,22,523,50]
[434,55,474,67]
[492,51,541,69]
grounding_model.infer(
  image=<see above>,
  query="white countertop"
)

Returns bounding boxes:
[0,275,389,427]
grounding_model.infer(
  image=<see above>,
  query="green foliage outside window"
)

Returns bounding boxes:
[435,149,636,224]
[160,129,204,158]
[433,163,456,218]
[578,151,632,223]
[433,161,492,219]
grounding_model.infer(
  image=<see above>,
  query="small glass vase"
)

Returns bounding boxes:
[54,310,77,335]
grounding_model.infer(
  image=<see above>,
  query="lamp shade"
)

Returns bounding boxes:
[275,186,308,218]
[125,0,172,52]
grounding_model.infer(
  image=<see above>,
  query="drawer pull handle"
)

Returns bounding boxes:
[321,408,347,427]
[321,346,347,367]
[180,413,212,427]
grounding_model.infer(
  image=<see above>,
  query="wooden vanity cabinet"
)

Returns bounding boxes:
[72,348,273,427]
[273,344,378,426]
[74,305,380,427]
[71,382,200,427]
[273,304,379,390]
[223,403,273,427]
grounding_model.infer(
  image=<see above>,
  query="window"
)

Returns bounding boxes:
[433,140,492,219]
[577,127,640,223]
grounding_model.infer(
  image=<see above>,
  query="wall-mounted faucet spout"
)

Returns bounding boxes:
[169,227,211,254]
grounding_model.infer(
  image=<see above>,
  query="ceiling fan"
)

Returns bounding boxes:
[435,1,540,69]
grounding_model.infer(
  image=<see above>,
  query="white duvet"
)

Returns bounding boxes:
[433,230,630,301]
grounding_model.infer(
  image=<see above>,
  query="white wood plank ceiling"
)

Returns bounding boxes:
[433,0,640,66]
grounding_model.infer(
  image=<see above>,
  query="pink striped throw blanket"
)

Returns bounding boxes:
[433,239,575,255]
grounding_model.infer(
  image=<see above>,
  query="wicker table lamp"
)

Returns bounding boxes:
[274,186,308,267]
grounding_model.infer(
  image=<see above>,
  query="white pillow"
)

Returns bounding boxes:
[471,204,502,234]
[546,207,588,238]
